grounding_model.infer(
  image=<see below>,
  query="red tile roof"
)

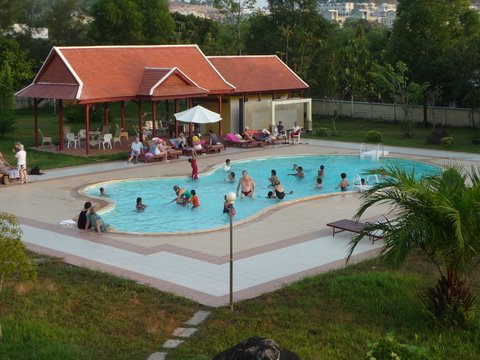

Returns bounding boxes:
[17,45,234,102]
[136,67,208,99]
[16,46,309,102]
[207,55,308,94]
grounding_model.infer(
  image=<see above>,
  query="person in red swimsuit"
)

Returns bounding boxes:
[188,148,198,180]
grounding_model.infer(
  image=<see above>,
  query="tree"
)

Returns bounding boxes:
[0,60,15,138]
[89,0,174,45]
[213,0,256,55]
[370,61,424,137]
[0,38,35,90]
[171,12,219,53]
[0,213,37,337]
[42,0,90,45]
[389,0,480,113]
[348,165,480,326]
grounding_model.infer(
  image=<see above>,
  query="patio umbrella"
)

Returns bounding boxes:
[174,105,222,124]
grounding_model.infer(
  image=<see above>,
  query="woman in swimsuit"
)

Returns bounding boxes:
[274,180,286,199]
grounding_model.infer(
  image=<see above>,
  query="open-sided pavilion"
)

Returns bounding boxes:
[15,45,311,154]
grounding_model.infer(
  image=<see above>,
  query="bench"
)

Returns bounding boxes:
[326,219,383,243]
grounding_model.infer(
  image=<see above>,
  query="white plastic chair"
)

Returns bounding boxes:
[38,129,52,146]
[66,132,80,148]
[78,129,87,143]
[112,126,121,147]
[100,133,112,149]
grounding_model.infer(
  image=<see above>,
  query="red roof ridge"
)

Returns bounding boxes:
[55,44,200,50]
[198,47,236,91]
[207,55,277,59]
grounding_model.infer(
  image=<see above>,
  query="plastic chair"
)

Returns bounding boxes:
[38,129,52,146]
[100,133,112,149]
[66,132,80,148]
[112,126,121,147]
[78,129,87,143]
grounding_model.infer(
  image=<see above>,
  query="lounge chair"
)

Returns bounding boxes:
[39,129,52,146]
[326,219,383,243]
[138,152,167,163]
[224,133,264,148]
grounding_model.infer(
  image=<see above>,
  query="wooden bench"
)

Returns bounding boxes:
[326,219,383,243]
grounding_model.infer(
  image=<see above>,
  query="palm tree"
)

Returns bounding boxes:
[347,164,480,325]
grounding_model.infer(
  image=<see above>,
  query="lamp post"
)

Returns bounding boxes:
[226,192,236,311]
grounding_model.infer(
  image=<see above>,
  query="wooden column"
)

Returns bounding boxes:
[104,103,109,127]
[175,99,179,137]
[120,101,125,130]
[217,95,223,135]
[85,104,90,155]
[34,98,39,147]
[58,99,64,151]
[152,101,156,137]
[138,100,143,141]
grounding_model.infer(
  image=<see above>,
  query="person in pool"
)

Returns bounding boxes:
[190,189,200,209]
[224,159,231,172]
[316,177,323,188]
[225,171,236,183]
[172,185,191,205]
[268,169,278,186]
[237,170,255,198]
[99,187,108,196]
[336,172,349,191]
[267,180,293,199]
[136,197,147,211]
[223,195,236,215]
[318,165,325,178]
[289,166,304,178]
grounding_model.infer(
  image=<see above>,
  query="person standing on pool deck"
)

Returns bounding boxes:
[336,172,350,191]
[15,144,28,184]
[237,170,255,198]
[188,148,198,180]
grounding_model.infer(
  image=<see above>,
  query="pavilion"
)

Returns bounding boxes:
[16,45,311,154]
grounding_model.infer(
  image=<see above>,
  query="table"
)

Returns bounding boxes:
[120,131,129,142]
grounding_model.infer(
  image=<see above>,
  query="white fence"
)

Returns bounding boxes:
[312,99,475,128]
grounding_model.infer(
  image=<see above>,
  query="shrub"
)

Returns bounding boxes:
[426,129,449,145]
[365,130,382,143]
[365,333,428,360]
[441,137,454,148]
[315,127,331,137]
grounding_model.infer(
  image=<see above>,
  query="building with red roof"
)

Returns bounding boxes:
[16,45,311,153]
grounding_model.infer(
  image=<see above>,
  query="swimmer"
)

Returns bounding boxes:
[224,159,231,172]
[292,164,298,171]
[99,187,107,196]
[316,177,323,188]
[268,169,278,186]
[236,170,255,198]
[267,180,293,199]
[136,197,147,211]
[225,171,236,183]
[335,172,349,191]
[190,189,200,209]
[223,195,236,215]
[171,185,191,205]
[318,165,325,178]
[289,166,304,178]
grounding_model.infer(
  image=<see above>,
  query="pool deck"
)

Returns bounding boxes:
[1,140,478,307]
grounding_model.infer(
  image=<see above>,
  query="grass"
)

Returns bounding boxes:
[0,254,201,360]
[309,115,480,154]
[168,255,480,360]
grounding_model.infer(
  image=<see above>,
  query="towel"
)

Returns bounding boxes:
[59,219,76,226]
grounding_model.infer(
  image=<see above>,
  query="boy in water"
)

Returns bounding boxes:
[190,189,200,209]
[336,172,350,191]
[136,197,147,210]
[225,171,236,183]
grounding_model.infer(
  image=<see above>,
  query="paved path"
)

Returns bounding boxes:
[1,140,476,306]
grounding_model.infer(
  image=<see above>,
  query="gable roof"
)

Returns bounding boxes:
[16,45,234,103]
[136,67,208,99]
[207,55,309,94]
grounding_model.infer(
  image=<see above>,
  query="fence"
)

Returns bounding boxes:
[312,99,475,128]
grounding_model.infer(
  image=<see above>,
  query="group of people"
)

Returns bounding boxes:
[241,121,302,144]
[0,142,28,184]
[77,201,112,233]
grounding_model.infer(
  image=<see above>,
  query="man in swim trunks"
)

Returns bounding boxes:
[237,170,255,198]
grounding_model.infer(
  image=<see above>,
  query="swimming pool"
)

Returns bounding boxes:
[82,155,439,234]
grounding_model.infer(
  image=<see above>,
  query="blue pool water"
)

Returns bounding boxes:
[83,155,439,234]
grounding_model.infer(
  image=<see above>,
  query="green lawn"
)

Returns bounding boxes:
[168,255,480,360]
[2,253,478,359]
[309,115,480,154]
[0,254,201,360]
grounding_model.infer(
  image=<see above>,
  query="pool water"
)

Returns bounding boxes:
[83,155,439,234]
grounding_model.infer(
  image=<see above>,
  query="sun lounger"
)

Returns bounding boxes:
[138,153,167,163]
[223,133,265,148]
[326,219,383,243]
